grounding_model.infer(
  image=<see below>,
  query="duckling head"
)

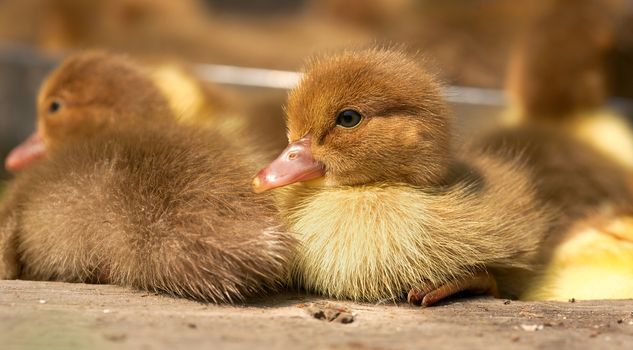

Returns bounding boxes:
[5,51,171,171]
[506,1,614,120]
[252,49,450,192]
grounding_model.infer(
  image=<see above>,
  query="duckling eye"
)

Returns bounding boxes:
[48,100,62,114]
[336,109,363,128]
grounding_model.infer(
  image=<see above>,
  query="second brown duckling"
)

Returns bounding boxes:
[0,52,295,302]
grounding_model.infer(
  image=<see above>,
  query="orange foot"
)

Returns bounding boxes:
[407,271,499,307]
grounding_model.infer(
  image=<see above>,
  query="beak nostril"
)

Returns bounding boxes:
[252,135,324,192]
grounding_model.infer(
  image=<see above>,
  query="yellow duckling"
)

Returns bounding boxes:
[147,61,283,164]
[148,62,246,137]
[523,213,633,300]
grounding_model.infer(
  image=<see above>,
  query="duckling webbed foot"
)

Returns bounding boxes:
[407,271,499,307]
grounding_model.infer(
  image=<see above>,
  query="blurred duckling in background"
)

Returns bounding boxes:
[526,210,633,300]
[0,0,210,53]
[0,52,295,302]
[481,0,633,301]
[148,62,241,131]
[147,62,288,158]
[146,61,273,163]
[503,0,633,169]
[0,0,371,71]
[252,49,551,305]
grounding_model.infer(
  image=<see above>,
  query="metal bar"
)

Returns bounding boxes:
[0,45,631,109]
[193,62,509,106]
[191,64,633,114]
[193,63,301,90]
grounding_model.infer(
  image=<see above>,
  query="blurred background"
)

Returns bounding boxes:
[1,0,633,180]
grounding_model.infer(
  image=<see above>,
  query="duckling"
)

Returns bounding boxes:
[496,136,633,301]
[0,52,295,302]
[480,0,633,301]
[251,49,551,305]
[148,62,238,130]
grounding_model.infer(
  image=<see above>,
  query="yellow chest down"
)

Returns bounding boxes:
[279,184,481,302]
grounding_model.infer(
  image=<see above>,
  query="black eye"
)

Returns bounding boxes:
[336,109,363,128]
[49,100,61,114]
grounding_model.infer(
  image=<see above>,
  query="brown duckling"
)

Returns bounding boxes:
[0,52,295,302]
[251,49,551,305]
[483,0,633,228]
[480,0,633,301]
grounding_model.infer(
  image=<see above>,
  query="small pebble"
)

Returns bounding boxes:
[38,299,46,304]
[103,333,127,342]
[520,324,544,332]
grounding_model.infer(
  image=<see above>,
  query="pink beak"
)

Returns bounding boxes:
[252,135,325,193]
[5,131,47,172]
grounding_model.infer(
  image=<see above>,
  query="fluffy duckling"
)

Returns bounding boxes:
[252,49,551,305]
[0,52,295,302]
[481,0,633,301]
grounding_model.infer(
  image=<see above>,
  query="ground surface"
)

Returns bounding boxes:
[1,281,632,350]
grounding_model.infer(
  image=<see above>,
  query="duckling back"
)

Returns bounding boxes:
[0,120,295,302]
[480,124,633,228]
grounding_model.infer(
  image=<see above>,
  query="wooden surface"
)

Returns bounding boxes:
[1,280,632,350]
